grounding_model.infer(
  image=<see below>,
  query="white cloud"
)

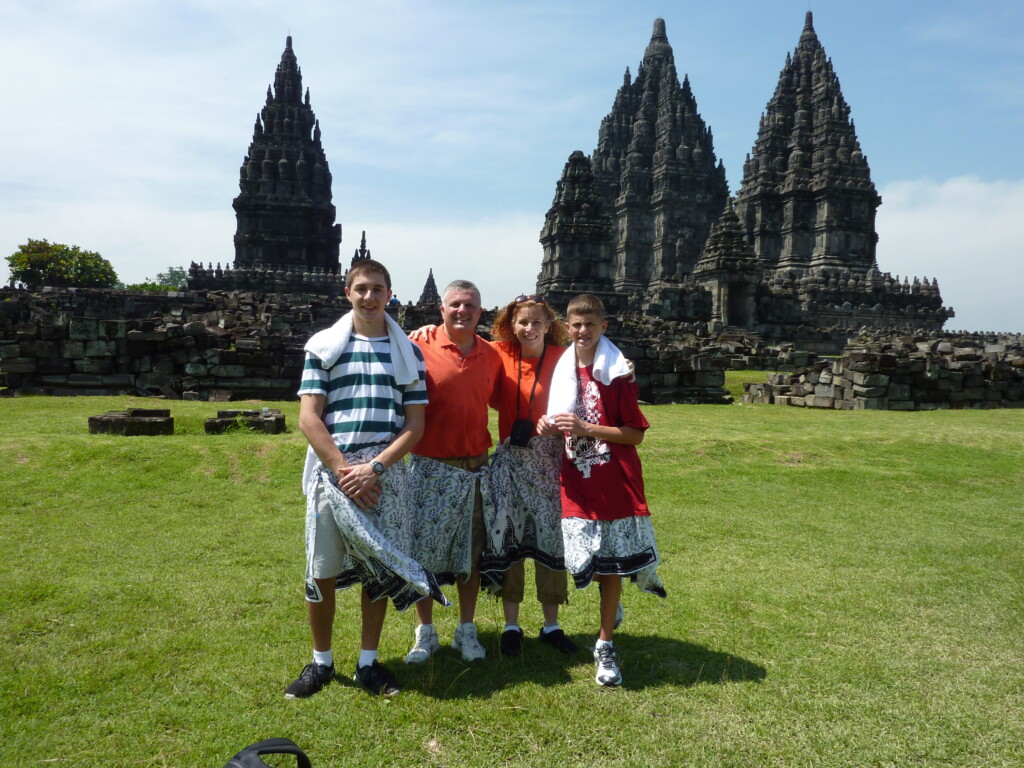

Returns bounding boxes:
[876,176,1024,333]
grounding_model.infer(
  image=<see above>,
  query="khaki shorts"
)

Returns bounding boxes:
[499,560,568,605]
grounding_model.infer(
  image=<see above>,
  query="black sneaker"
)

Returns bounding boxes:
[355,661,401,697]
[284,662,335,699]
[501,627,524,657]
[539,627,579,654]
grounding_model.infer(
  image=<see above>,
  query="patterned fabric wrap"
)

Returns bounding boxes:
[481,435,566,578]
[304,446,449,611]
[561,515,667,597]
[407,454,493,586]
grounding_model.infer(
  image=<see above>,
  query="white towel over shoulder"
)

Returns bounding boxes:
[546,336,631,416]
[303,311,420,386]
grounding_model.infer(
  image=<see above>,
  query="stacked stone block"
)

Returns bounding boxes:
[742,334,1024,410]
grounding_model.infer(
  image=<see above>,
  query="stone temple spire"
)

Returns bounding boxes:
[537,151,615,297]
[692,199,762,326]
[735,11,880,272]
[232,36,342,273]
[351,230,371,268]
[587,17,729,293]
[417,268,441,307]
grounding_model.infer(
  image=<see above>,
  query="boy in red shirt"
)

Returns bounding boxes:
[540,294,666,687]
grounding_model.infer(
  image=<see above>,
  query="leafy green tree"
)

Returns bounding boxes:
[7,238,119,288]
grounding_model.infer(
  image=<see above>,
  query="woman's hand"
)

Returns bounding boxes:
[548,412,591,437]
[537,415,561,436]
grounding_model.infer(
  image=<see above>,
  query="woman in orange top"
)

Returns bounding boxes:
[482,295,579,658]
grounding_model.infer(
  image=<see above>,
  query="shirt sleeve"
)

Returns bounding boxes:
[297,351,329,397]
[609,376,650,431]
[402,344,429,406]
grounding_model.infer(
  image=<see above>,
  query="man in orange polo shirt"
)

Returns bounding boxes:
[404,279,501,663]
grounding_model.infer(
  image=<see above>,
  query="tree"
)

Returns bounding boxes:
[125,265,188,292]
[154,266,187,288]
[7,238,119,288]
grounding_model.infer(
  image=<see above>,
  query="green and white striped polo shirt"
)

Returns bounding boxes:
[298,334,428,453]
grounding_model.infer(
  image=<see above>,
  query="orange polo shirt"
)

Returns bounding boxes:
[413,327,501,459]
[489,341,567,442]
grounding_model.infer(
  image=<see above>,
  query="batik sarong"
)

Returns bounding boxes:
[561,514,667,597]
[304,446,448,611]
[481,435,566,578]
[407,454,492,586]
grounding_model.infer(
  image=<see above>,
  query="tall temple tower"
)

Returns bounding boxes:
[232,37,342,272]
[537,151,616,296]
[538,19,728,307]
[735,12,879,272]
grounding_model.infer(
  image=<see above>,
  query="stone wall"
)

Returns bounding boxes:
[741,333,1024,410]
[0,287,348,400]
[0,287,735,404]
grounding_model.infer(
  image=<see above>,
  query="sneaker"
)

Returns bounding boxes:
[594,644,622,687]
[354,661,401,697]
[539,627,579,654]
[452,622,487,662]
[405,624,440,664]
[284,662,335,699]
[501,627,523,657]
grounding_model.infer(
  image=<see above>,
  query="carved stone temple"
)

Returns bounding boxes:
[188,36,345,294]
[537,14,952,340]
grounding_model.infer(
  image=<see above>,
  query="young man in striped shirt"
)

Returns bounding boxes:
[287,259,429,699]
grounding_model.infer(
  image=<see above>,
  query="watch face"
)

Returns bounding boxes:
[372,461,385,475]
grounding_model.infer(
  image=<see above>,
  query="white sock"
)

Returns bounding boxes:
[313,649,333,667]
[595,638,613,650]
[541,622,561,635]
[418,623,435,634]
[358,649,378,669]
[504,623,521,634]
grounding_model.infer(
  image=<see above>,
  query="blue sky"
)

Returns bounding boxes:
[3,0,1022,332]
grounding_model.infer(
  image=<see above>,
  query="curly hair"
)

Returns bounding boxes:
[491,296,569,348]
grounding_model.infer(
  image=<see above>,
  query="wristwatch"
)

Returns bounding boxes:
[371,460,385,476]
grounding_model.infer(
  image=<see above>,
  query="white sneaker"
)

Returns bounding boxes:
[594,644,622,687]
[405,624,440,664]
[452,622,486,662]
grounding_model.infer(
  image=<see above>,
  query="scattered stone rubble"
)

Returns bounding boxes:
[609,316,818,404]
[742,333,1024,410]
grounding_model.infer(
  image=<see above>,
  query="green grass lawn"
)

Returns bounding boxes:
[2,394,1022,767]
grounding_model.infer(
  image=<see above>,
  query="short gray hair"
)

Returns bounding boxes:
[442,279,481,304]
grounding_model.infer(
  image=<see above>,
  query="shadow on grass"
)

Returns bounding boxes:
[384,631,764,699]
[615,633,766,690]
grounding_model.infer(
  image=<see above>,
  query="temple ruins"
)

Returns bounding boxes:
[3,15,1019,407]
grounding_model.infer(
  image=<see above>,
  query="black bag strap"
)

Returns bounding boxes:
[514,343,547,420]
[223,738,311,768]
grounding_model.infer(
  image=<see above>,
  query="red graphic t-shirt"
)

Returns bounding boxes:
[560,365,650,521]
